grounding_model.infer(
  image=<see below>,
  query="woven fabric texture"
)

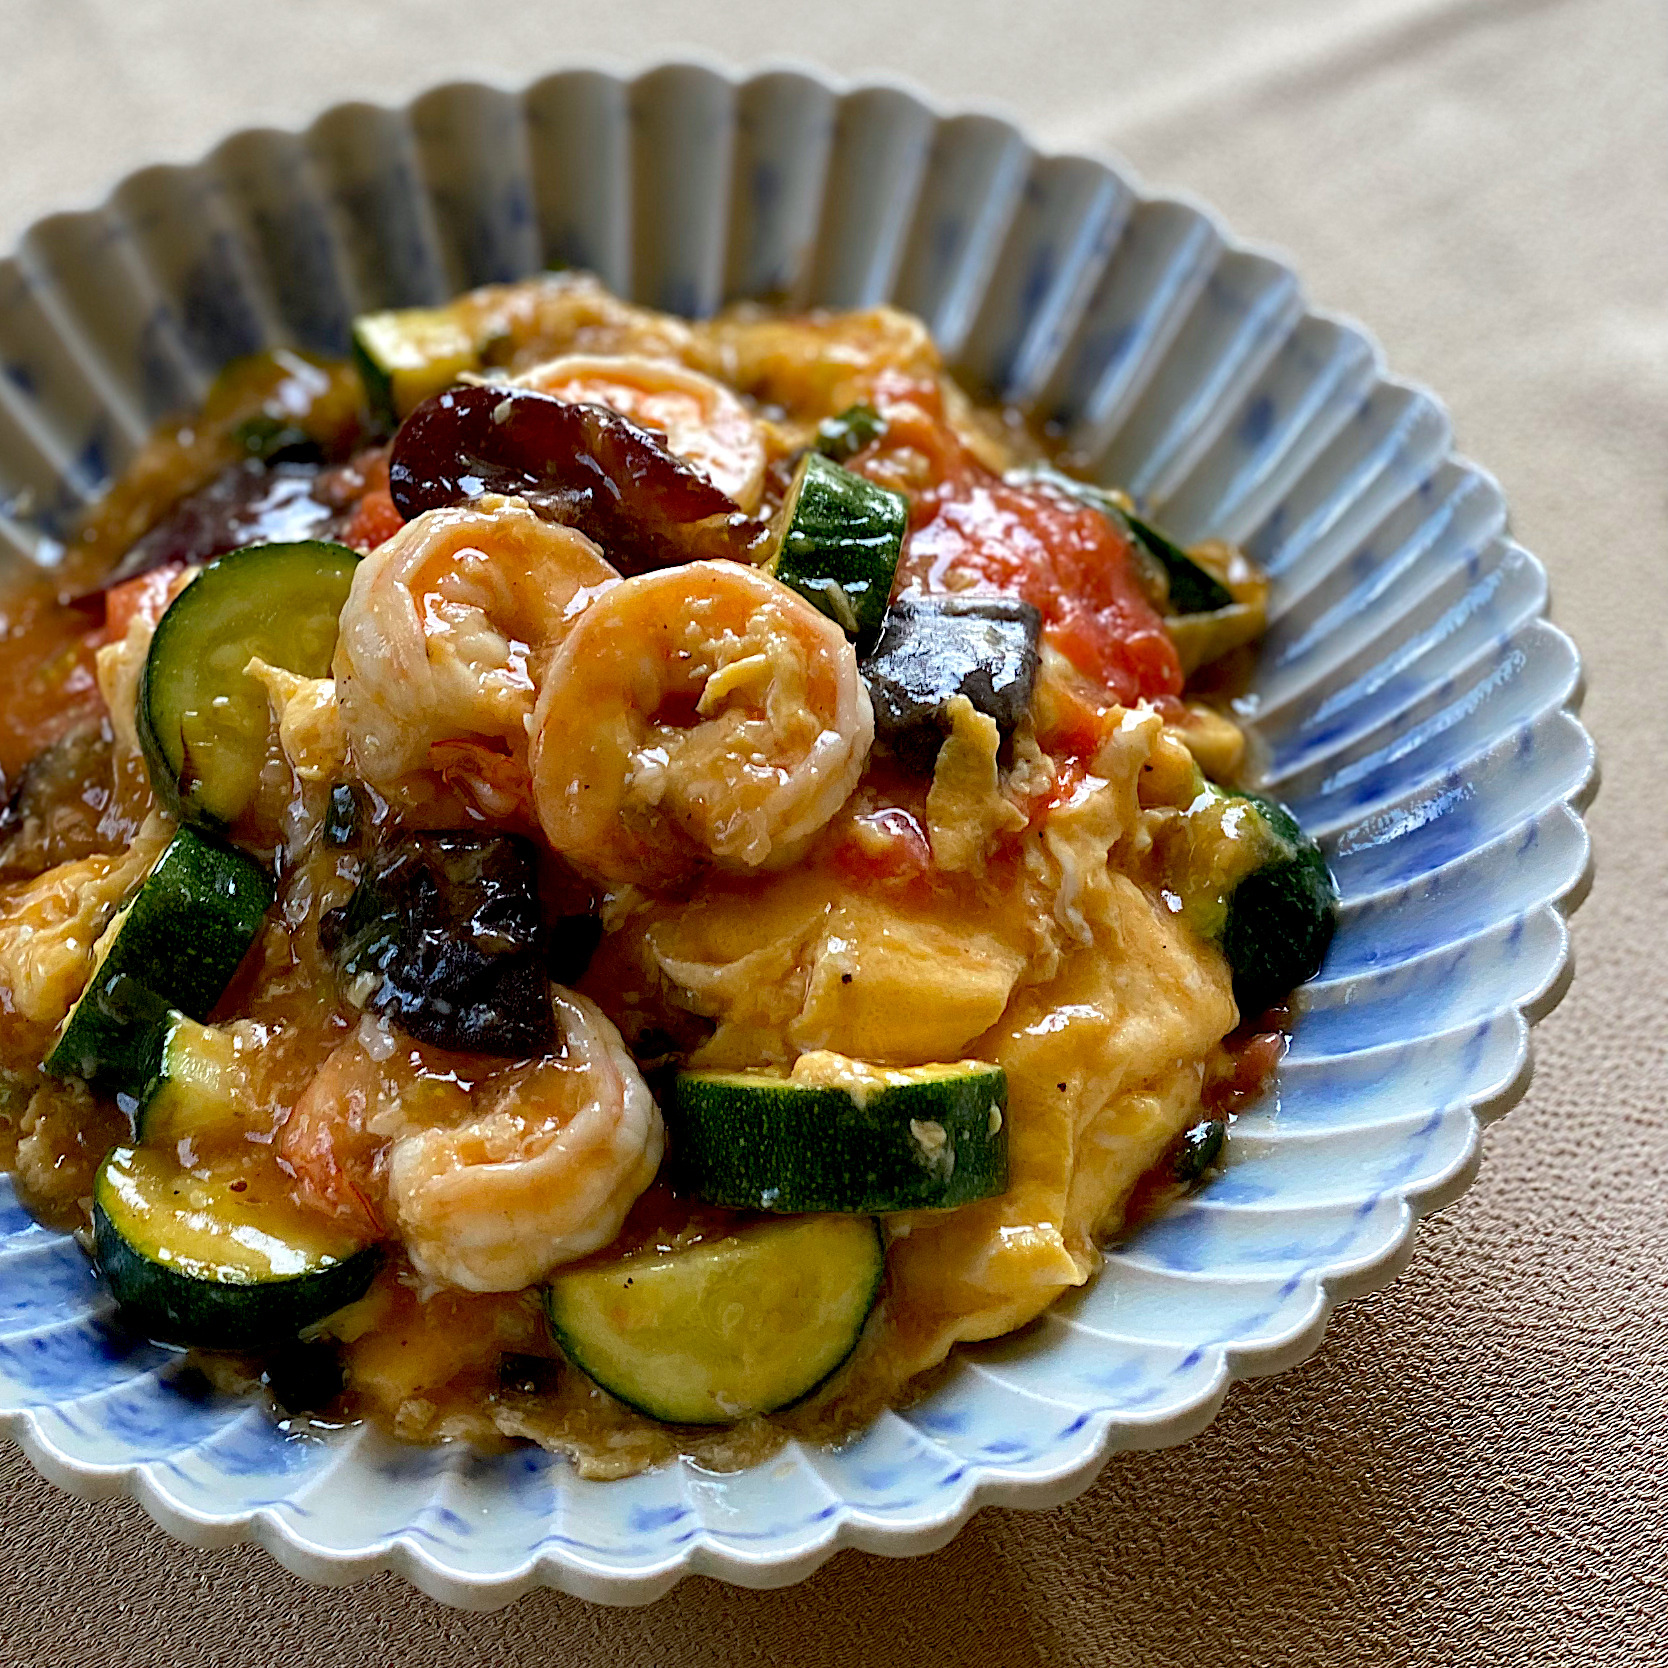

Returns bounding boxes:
[0,0,1662,1662]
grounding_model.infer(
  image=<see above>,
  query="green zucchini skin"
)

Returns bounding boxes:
[813,403,887,463]
[1221,792,1338,1019]
[1122,509,1235,616]
[44,829,272,1095]
[131,1012,244,1147]
[766,451,907,645]
[93,1147,380,1350]
[1173,1116,1227,1183]
[351,306,481,431]
[544,1215,884,1425]
[669,1062,1009,1213]
[137,539,360,829]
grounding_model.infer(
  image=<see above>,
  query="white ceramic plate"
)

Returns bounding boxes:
[0,64,1593,1608]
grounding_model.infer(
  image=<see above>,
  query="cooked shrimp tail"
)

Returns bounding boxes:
[333,495,619,811]
[280,992,663,1293]
[529,560,873,886]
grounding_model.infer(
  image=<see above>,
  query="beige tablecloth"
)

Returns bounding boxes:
[1,1,1663,1662]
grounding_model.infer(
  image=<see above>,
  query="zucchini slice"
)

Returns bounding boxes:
[1221,792,1338,1018]
[1165,603,1266,679]
[813,403,887,463]
[57,978,246,1148]
[137,539,359,829]
[765,451,907,645]
[93,1145,380,1349]
[544,1215,884,1424]
[670,1057,1008,1213]
[132,1013,246,1147]
[1160,784,1337,1017]
[44,828,272,1095]
[1174,1116,1227,1182]
[352,306,481,430]
[1122,509,1235,616]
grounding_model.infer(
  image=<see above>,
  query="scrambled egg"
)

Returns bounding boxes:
[589,702,1235,1393]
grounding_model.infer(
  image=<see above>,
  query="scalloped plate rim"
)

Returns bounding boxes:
[0,56,1595,1609]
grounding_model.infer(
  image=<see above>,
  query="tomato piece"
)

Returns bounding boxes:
[900,473,1182,707]
[340,485,403,552]
[1206,1025,1289,1117]
[831,807,932,886]
[329,448,405,553]
[102,564,185,641]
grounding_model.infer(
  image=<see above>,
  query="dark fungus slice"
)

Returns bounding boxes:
[862,592,1042,772]
[321,782,365,851]
[546,912,604,988]
[261,1337,346,1416]
[321,830,560,1057]
[0,722,115,879]
[105,460,344,587]
[387,384,763,572]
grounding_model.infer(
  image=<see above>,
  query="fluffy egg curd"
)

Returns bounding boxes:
[0,276,1333,1475]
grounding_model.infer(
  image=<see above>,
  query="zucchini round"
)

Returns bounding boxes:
[44,828,272,1095]
[813,403,887,463]
[1221,792,1338,1018]
[765,451,906,645]
[137,539,360,828]
[132,1013,246,1147]
[93,1145,380,1349]
[544,1214,884,1424]
[352,305,481,430]
[670,1057,1008,1213]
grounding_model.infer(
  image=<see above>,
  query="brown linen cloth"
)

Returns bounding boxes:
[1,0,1663,1662]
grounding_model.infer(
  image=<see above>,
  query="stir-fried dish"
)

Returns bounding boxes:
[0,275,1335,1475]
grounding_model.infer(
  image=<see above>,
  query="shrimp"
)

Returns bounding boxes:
[279,990,663,1292]
[515,353,767,512]
[528,560,873,886]
[332,495,619,812]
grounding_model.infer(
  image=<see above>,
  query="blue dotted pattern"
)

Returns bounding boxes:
[0,69,1592,1596]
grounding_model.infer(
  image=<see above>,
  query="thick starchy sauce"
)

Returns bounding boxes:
[0,281,1281,1477]
[0,584,105,779]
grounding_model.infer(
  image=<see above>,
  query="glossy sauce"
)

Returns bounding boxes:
[0,583,104,780]
[0,301,1281,1476]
